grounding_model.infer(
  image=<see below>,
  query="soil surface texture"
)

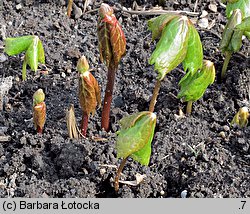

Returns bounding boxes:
[0,0,249,198]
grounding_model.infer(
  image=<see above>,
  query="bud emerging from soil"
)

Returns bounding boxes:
[97,3,126,131]
[231,107,249,127]
[78,55,101,136]
[33,89,46,134]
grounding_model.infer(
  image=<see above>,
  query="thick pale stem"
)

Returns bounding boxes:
[67,0,73,17]
[114,156,128,192]
[101,64,117,132]
[149,79,161,112]
[221,51,232,79]
[186,101,193,115]
[81,112,89,136]
[22,60,27,81]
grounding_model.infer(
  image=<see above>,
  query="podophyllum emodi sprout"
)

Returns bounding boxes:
[66,104,79,139]
[115,111,156,191]
[97,3,126,131]
[33,89,46,134]
[220,0,250,78]
[148,14,203,112]
[177,60,216,114]
[77,55,101,137]
[231,106,249,127]
[4,35,45,81]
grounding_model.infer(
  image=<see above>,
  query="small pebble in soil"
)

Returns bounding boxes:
[198,18,209,28]
[219,131,226,138]
[208,4,217,13]
[0,53,7,62]
[181,190,188,198]
[16,3,22,10]
[223,125,230,132]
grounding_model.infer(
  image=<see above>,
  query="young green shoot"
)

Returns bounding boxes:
[177,60,215,114]
[115,111,156,191]
[220,0,250,78]
[4,35,45,81]
[97,3,126,131]
[231,106,249,127]
[33,89,46,134]
[77,55,101,137]
[148,14,203,112]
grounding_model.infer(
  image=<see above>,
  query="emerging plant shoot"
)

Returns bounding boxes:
[115,111,156,191]
[4,35,45,81]
[220,0,250,78]
[77,55,101,137]
[231,106,249,127]
[177,60,215,114]
[148,14,203,112]
[33,89,46,134]
[97,3,126,131]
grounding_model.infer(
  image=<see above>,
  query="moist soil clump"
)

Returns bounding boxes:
[0,0,249,198]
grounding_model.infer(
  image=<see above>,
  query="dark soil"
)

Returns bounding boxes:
[0,0,249,198]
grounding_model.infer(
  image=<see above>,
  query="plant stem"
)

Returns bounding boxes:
[149,79,161,112]
[101,64,117,132]
[22,60,27,81]
[67,0,73,17]
[186,101,193,115]
[221,51,232,79]
[114,156,128,192]
[81,112,89,136]
[37,126,43,134]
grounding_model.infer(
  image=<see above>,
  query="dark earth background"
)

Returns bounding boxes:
[0,0,249,198]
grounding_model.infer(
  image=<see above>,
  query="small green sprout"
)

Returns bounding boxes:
[177,60,215,114]
[231,106,249,127]
[220,0,250,78]
[115,111,156,191]
[148,14,203,112]
[4,35,45,81]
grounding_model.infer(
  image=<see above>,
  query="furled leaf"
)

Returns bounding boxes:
[226,0,250,19]
[33,89,46,132]
[79,71,101,115]
[77,55,90,74]
[182,21,203,75]
[230,29,243,51]
[236,16,250,31]
[220,9,242,53]
[97,3,126,69]
[178,60,215,102]
[116,111,156,166]
[148,13,178,41]
[231,106,249,127]
[149,16,189,80]
[33,89,45,106]
[4,35,33,56]
[25,36,39,71]
[38,39,45,64]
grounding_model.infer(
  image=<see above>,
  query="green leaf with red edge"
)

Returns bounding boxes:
[148,13,178,41]
[116,111,156,166]
[149,16,189,80]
